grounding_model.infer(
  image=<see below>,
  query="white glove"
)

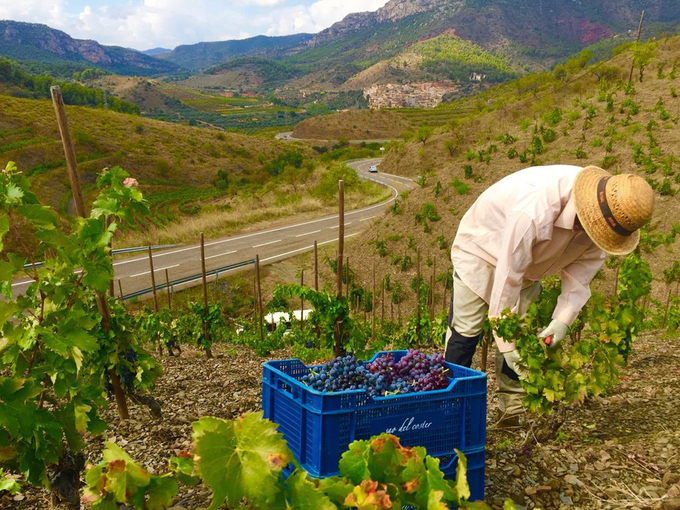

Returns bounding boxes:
[502,350,528,379]
[538,319,569,349]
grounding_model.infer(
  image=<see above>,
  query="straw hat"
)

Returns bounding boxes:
[573,166,655,255]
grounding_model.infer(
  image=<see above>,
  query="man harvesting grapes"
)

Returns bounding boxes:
[444,165,655,426]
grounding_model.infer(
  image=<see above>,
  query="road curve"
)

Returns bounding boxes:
[12,159,414,299]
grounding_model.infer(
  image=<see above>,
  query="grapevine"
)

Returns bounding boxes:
[493,251,652,414]
[0,162,157,493]
[82,411,510,510]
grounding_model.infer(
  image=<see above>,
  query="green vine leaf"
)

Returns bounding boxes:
[192,412,293,510]
[285,468,336,510]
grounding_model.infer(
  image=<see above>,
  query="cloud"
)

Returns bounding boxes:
[0,0,389,50]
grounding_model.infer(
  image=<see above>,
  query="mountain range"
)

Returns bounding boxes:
[2,0,680,94]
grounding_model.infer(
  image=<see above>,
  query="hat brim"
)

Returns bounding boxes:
[573,166,640,256]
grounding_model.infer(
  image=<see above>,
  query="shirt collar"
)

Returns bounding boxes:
[554,195,577,230]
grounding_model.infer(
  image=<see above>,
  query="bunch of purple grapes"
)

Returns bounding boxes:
[393,350,449,392]
[300,350,450,397]
[301,354,386,396]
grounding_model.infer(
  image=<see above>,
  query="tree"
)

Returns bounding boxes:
[415,125,433,145]
[632,41,657,82]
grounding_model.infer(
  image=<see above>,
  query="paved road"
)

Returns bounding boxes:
[275,132,392,144]
[12,159,414,299]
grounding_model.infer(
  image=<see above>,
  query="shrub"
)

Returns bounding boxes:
[543,108,563,127]
[658,179,674,196]
[463,164,473,179]
[451,178,469,195]
[601,155,618,170]
[542,128,556,143]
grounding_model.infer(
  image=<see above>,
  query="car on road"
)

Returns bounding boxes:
[369,165,378,173]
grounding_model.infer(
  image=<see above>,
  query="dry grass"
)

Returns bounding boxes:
[292,109,409,140]
[119,182,391,247]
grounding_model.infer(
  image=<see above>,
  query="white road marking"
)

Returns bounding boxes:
[205,250,237,260]
[253,239,281,248]
[129,264,179,278]
[360,216,377,222]
[111,162,405,266]
[330,222,352,229]
[295,230,321,238]
[260,233,360,263]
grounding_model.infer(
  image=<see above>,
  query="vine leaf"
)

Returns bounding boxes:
[344,479,392,510]
[339,438,371,484]
[453,449,471,501]
[318,476,355,507]
[192,412,293,510]
[285,468,336,510]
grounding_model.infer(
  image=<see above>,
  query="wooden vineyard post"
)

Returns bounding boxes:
[50,85,129,420]
[628,11,646,84]
[346,258,350,301]
[480,333,489,373]
[300,269,305,327]
[416,248,421,345]
[148,246,159,313]
[314,241,319,291]
[431,256,436,319]
[335,180,344,357]
[200,233,213,358]
[256,254,265,347]
[118,279,124,300]
[372,264,376,340]
[381,277,385,325]
[165,269,172,310]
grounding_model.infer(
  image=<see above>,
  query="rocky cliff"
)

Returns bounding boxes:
[0,21,179,75]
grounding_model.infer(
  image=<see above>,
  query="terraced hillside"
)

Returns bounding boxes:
[335,36,680,315]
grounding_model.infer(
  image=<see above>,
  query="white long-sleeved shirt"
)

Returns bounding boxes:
[450,165,606,352]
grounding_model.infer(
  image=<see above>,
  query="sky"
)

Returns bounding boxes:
[0,0,390,51]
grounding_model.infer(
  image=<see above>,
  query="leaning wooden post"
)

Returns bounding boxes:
[256,255,265,346]
[50,85,128,420]
[628,10,646,84]
[118,279,124,300]
[416,248,421,345]
[200,233,213,358]
[50,86,86,217]
[165,268,172,311]
[148,246,159,313]
[335,180,344,357]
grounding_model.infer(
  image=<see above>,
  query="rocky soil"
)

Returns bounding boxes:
[4,331,679,509]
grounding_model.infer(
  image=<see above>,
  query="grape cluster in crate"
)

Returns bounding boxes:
[300,349,450,397]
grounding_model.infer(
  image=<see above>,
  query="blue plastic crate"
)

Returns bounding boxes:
[438,447,485,502]
[262,350,487,481]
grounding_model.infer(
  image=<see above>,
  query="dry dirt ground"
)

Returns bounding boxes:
[5,331,679,510]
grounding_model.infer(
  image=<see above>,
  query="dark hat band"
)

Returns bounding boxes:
[597,176,633,237]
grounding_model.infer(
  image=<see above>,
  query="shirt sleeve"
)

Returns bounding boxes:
[553,242,606,326]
